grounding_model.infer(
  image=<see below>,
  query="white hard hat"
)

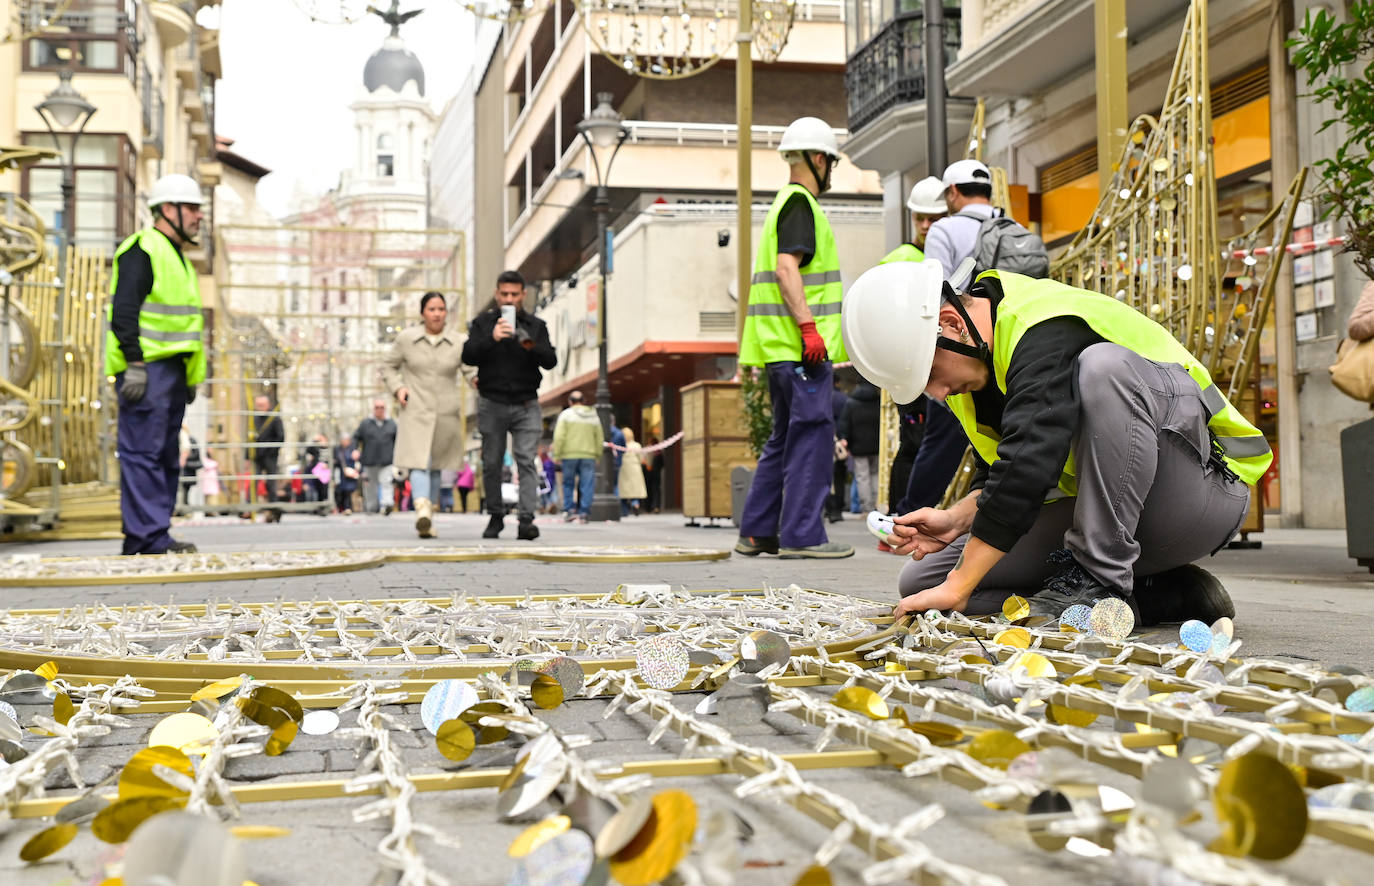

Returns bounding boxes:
[841,259,946,405]
[778,117,840,158]
[906,176,947,214]
[941,159,992,191]
[148,174,204,208]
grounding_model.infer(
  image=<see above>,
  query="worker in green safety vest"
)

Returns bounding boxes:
[879,175,946,265]
[106,173,206,555]
[841,260,1270,628]
[735,116,853,560]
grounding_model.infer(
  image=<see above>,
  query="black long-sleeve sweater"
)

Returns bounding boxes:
[461,307,557,404]
[961,279,1108,551]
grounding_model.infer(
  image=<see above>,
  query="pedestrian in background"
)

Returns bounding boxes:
[837,380,881,513]
[438,469,457,512]
[539,445,558,513]
[735,116,853,559]
[333,434,361,514]
[249,394,284,523]
[107,174,207,555]
[354,398,397,514]
[552,390,603,523]
[644,437,664,513]
[177,424,203,510]
[382,291,467,539]
[618,427,647,516]
[826,376,849,523]
[456,460,475,512]
[462,270,557,541]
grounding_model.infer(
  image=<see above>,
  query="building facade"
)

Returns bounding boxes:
[468,2,885,508]
[844,0,1366,529]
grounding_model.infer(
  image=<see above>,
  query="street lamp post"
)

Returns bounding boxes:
[34,67,96,513]
[576,93,629,523]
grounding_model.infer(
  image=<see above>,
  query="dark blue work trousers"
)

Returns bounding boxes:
[739,361,834,548]
[116,357,187,554]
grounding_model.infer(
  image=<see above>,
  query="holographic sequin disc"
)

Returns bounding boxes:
[538,657,586,700]
[1088,598,1134,641]
[635,635,690,690]
[1178,620,1212,653]
[1059,604,1092,633]
[421,679,479,735]
[508,828,595,886]
[1345,686,1374,713]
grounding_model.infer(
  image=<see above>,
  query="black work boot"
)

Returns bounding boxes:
[734,535,780,556]
[1133,563,1235,626]
[482,513,504,539]
[517,513,539,541]
[1029,549,1140,623]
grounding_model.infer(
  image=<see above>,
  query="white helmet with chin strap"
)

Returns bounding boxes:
[777,116,840,158]
[147,174,204,245]
[841,260,946,404]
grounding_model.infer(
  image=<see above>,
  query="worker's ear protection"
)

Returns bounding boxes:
[935,281,991,363]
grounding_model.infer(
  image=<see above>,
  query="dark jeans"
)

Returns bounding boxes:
[116,357,187,554]
[561,458,596,517]
[739,361,834,548]
[477,396,542,517]
[899,344,1250,609]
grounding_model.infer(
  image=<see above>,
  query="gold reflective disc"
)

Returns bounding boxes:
[118,746,194,799]
[460,702,509,744]
[1159,195,1178,212]
[794,864,833,886]
[19,822,78,862]
[1002,595,1030,622]
[595,794,655,858]
[34,660,59,682]
[229,825,292,839]
[435,718,476,762]
[1152,158,1170,173]
[148,712,219,755]
[190,677,244,703]
[247,686,303,724]
[608,790,698,886]
[905,721,964,745]
[530,673,565,710]
[1045,675,1101,728]
[1013,652,1055,680]
[91,795,185,843]
[264,718,298,757]
[1212,752,1308,860]
[966,730,1032,770]
[508,814,571,858]
[53,692,74,726]
[832,686,889,720]
[993,628,1031,649]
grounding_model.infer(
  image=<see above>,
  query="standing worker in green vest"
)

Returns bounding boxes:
[880,175,946,264]
[842,261,1269,626]
[106,174,207,555]
[735,117,853,559]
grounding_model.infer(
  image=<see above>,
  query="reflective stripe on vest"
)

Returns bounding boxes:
[105,228,206,385]
[945,270,1273,495]
[739,183,846,367]
[880,243,925,264]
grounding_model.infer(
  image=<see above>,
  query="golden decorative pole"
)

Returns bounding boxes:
[735,0,754,345]
[1093,0,1127,194]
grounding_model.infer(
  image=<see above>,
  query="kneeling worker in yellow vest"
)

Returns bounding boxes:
[105,174,207,555]
[735,116,853,559]
[842,260,1269,626]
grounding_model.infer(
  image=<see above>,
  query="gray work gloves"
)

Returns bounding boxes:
[120,363,148,404]
[186,385,197,405]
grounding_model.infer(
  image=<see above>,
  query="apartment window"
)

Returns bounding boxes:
[24,1,137,80]
[19,132,136,251]
[339,271,348,306]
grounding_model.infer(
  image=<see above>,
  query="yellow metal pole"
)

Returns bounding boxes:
[734,1,754,346]
[1093,0,1127,194]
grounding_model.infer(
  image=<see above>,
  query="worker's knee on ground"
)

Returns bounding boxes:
[1074,342,1142,404]
[897,558,946,598]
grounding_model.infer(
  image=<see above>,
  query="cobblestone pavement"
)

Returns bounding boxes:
[0,511,1371,884]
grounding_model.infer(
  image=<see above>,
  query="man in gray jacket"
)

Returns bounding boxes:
[354,398,398,514]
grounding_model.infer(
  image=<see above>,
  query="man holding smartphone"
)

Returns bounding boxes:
[462,270,557,540]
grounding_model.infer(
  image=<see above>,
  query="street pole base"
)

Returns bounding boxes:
[588,492,622,522]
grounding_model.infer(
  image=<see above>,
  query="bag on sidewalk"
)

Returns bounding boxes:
[1330,337,1374,402]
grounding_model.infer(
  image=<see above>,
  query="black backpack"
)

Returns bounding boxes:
[956,210,1050,280]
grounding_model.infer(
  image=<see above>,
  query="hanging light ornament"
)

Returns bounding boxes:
[751,0,796,62]
[291,0,372,24]
[584,0,736,80]
[2,1,73,44]
[458,0,556,23]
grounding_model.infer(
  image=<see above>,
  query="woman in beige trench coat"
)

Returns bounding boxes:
[381,292,468,538]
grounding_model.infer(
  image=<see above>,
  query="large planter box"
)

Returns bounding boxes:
[681,381,756,520]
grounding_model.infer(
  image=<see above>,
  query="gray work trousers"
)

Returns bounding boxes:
[477,396,542,518]
[898,343,1250,613]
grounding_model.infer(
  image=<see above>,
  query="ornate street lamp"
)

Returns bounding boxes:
[576,92,629,523]
[34,68,97,249]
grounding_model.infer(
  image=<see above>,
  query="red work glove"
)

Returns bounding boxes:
[798,320,828,365]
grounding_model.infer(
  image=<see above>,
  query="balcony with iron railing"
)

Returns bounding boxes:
[844,8,962,135]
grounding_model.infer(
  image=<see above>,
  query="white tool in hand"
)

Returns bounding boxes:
[866,511,896,544]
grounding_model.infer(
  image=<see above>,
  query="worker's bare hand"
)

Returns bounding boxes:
[493,319,514,342]
[396,387,410,407]
[893,580,972,617]
[889,507,962,559]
